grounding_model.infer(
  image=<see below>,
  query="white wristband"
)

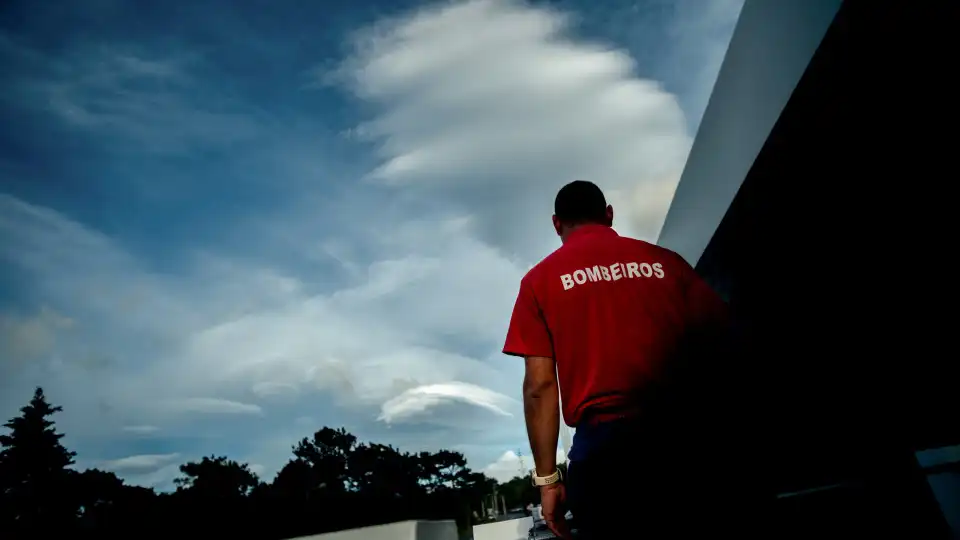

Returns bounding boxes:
[531,469,562,486]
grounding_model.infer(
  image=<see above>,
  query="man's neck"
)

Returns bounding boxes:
[561,222,609,244]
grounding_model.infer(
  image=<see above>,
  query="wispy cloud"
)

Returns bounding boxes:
[1,41,265,155]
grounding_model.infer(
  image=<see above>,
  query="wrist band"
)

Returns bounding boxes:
[531,468,562,486]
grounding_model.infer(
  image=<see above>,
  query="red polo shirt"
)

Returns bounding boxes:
[503,224,728,427]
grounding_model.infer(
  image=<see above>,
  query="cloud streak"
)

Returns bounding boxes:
[165,398,264,416]
[379,382,518,423]
[99,453,181,473]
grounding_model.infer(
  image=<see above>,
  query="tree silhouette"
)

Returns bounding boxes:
[349,443,422,498]
[1,388,504,538]
[420,449,469,493]
[172,456,262,535]
[74,468,124,522]
[271,457,318,499]
[175,455,260,497]
[73,468,159,531]
[290,426,356,494]
[0,387,79,533]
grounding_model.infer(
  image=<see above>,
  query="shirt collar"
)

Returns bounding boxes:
[565,224,619,243]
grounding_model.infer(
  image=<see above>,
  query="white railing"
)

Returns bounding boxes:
[473,517,534,540]
[287,520,458,540]
[282,513,550,540]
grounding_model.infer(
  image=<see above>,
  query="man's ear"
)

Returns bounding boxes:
[552,215,562,236]
[605,205,614,226]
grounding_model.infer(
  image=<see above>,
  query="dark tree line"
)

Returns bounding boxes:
[0,388,544,539]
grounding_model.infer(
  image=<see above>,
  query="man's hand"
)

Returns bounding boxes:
[540,483,572,539]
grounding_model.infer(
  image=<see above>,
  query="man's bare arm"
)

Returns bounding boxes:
[523,356,560,476]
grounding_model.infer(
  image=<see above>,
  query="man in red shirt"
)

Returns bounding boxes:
[503,180,731,539]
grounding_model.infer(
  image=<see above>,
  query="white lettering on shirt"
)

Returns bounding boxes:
[559,261,666,290]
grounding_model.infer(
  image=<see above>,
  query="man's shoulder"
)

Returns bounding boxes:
[521,248,563,285]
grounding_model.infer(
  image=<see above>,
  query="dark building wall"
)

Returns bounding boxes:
[689,0,957,536]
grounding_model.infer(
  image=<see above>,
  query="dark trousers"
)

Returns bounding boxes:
[566,417,751,539]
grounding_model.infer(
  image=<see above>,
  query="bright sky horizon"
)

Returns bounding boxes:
[0,0,743,488]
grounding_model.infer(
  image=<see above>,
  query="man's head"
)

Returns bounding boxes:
[552,180,614,242]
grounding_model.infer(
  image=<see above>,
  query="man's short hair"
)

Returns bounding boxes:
[554,180,608,224]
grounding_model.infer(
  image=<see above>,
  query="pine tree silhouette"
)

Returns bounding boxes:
[0,387,79,532]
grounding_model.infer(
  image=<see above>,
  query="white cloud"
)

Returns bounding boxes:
[334,0,692,254]
[379,382,518,423]
[248,463,266,478]
[99,453,181,472]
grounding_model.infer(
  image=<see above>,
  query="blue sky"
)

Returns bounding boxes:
[0,0,743,487]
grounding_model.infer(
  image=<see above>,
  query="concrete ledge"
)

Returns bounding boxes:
[473,517,534,540]
[289,520,458,540]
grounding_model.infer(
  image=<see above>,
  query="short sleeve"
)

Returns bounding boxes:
[502,278,554,358]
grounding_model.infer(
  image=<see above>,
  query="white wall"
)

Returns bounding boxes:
[414,520,460,540]
[473,517,534,540]
[289,520,458,540]
[657,0,843,265]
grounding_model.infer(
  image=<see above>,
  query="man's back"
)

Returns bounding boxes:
[512,224,727,428]
[504,181,736,539]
